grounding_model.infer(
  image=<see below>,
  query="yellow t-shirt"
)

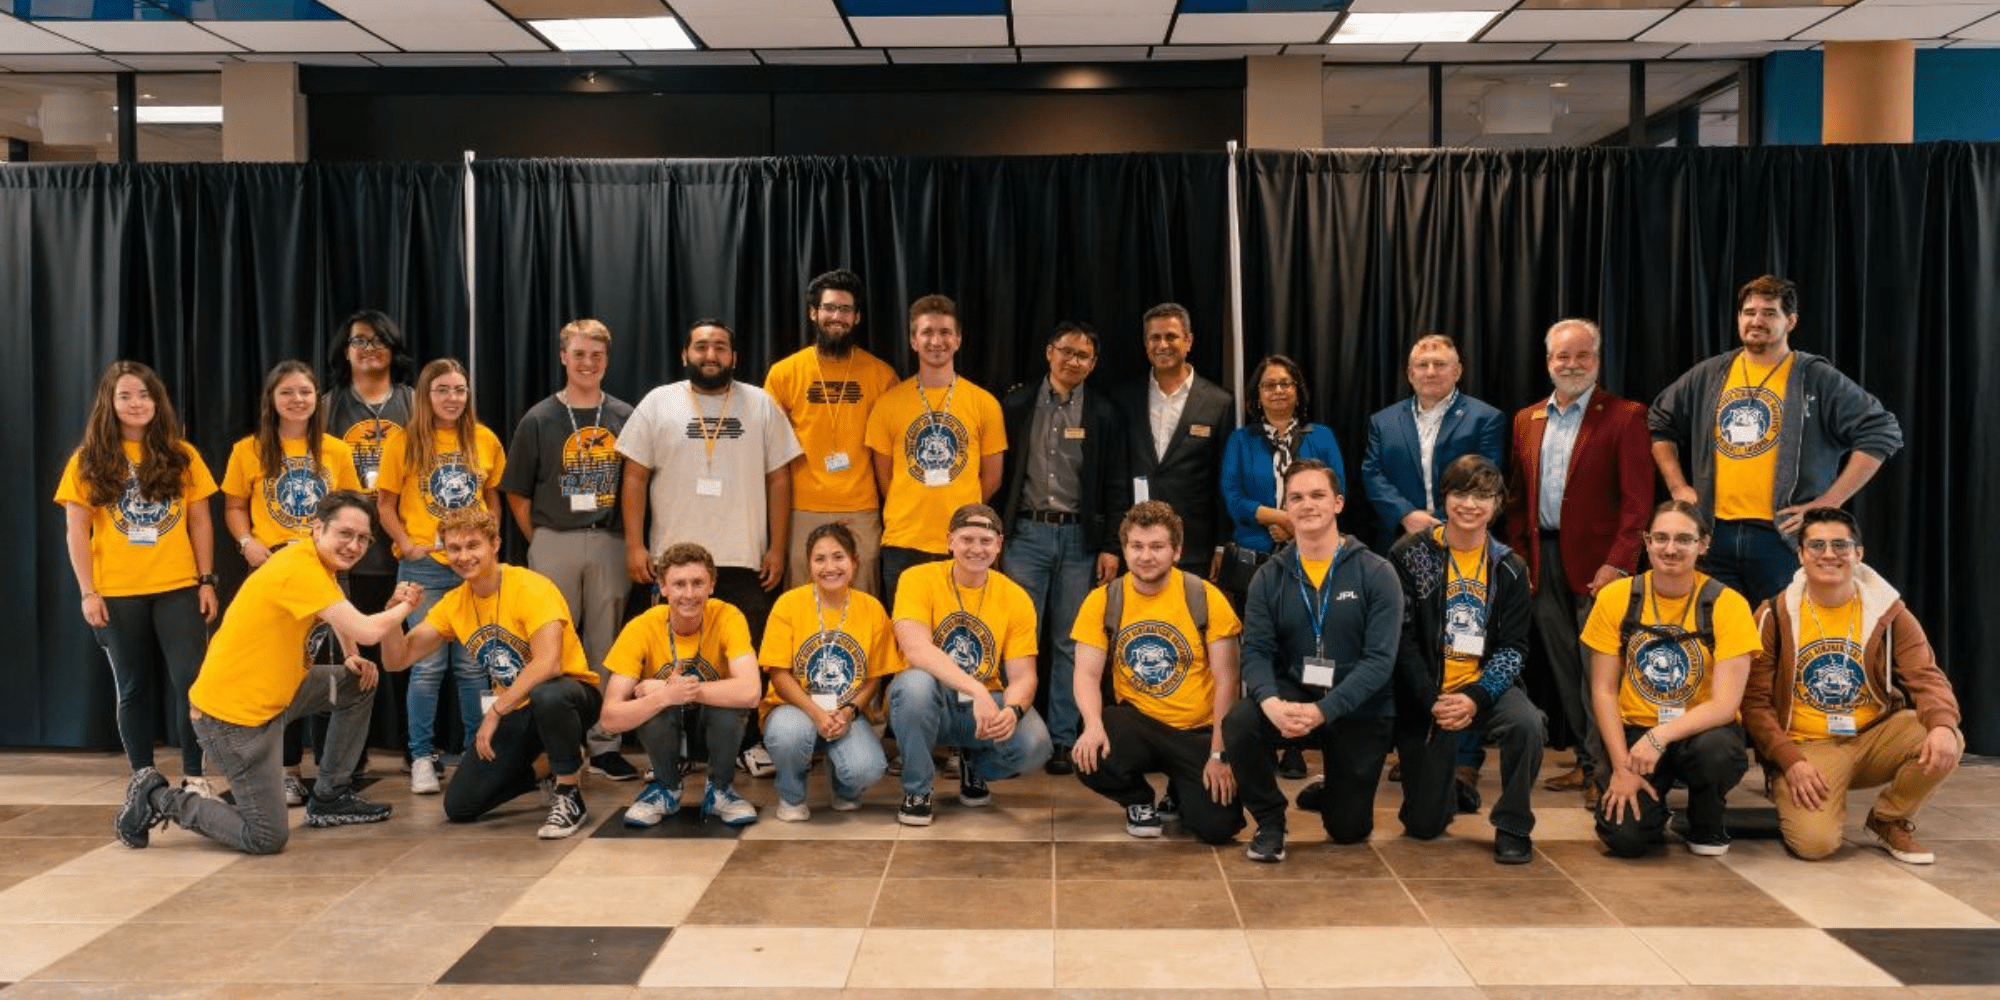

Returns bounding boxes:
[605,600,756,683]
[1300,557,1330,588]
[375,425,507,563]
[1582,573,1760,727]
[891,561,1037,692]
[863,376,1006,553]
[765,345,901,513]
[54,440,218,598]
[1712,352,1793,521]
[757,584,904,721]
[221,435,363,548]
[190,541,346,726]
[1788,594,1884,740]
[1438,530,1490,694]
[1070,571,1243,730]
[423,564,597,692]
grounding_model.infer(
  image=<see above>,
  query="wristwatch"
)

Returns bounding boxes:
[197,574,219,587]
[1008,704,1026,721]
[1209,751,1227,763]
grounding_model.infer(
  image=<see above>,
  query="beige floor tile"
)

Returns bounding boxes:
[1053,929,1260,989]
[0,837,105,876]
[1521,805,1613,841]
[0,804,121,838]
[214,984,427,999]
[892,805,1052,842]
[28,920,296,982]
[133,873,367,923]
[1720,860,1998,928]
[847,928,1054,988]
[1538,839,1755,881]
[0,921,116,980]
[0,983,216,999]
[738,811,900,840]
[380,837,578,877]
[315,874,530,925]
[550,838,737,878]
[221,836,425,876]
[1055,841,1223,880]
[1925,878,2000,921]
[1055,878,1239,928]
[497,875,709,926]
[1439,927,1683,985]
[642,925,862,988]
[1578,875,1810,927]
[1902,840,2000,881]
[1632,928,1904,986]
[0,776,128,806]
[1721,838,1919,883]
[52,840,244,878]
[229,923,491,984]
[1905,805,2000,841]
[0,873,199,923]
[1248,927,1475,988]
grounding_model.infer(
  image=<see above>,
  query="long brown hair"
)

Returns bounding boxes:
[74,361,191,507]
[403,358,483,480]
[255,360,326,480]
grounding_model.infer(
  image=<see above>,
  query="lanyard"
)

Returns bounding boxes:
[1733,350,1788,393]
[812,585,853,695]
[812,350,853,443]
[1293,548,1338,659]
[474,570,504,685]
[916,376,957,432]
[1646,573,1699,632]
[665,608,707,678]
[949,571,987,619]
[1802,590,1863,672]
[558,390,604,441]
[686,383,734,471]
[1444,533,1490,636]
[356,386,393,457]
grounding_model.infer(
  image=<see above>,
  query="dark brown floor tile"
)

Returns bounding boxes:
[721,840,892,879]
[1829,928,2000,986]
[1054,841,1221,880]
[871,877,1052,927]
[0,837,103,876]
[633,991,843,1000]
[1231,878,1425,928]
[887,840,1052,879]
[1223,840,1392,880]
[222,837,425,875]
[1537,839,1752,880]
[1373,838,1562,879]
[0,805,112,838]
[437,925,672,985]
[134,873,367,923]
[684,876,880,926]
[1402,878,1616,926]
[1265,991,1485,1000]
[1581,876,1809,927]
[846,991,1056,1000]
[1054,878,1237,928]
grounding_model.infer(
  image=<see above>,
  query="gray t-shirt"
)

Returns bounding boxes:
[323,383,414,577]
[500,391,634,532]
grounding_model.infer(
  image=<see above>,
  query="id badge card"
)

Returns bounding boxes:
[127,525,159,546]
[924,468,951,488]
[957,690,974,705]
[1301,656,1338,689]
[1450,631,1486,657]
[480,693,498,716]
[362,468,379,490]
[1656,705,1685,724]
[812,693,840,711]
[568,493,599,512]
[1062,427,1086,441]
[824,451,851,473]
[1827,713,1858,737]
[696,478,723,497]
[1132,475,1150,503]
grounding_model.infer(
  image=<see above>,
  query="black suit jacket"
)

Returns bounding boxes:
[1115,371,1235,569]
[999,378,1131,555]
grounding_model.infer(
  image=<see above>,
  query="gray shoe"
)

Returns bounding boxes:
[115,767,170,848]
[304,789,393,828]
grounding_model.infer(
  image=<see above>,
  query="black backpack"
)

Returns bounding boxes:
[1102,571,1209,648]
[1620,574,1725,649]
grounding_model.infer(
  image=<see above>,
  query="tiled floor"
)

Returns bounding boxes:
[1,747,1996,999]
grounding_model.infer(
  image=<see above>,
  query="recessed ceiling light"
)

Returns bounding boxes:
[1330,12,1500,44]
[130,106,224,125]
[529,17,696,52]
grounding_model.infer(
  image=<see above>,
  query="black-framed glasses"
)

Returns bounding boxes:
[814,303,857,316]
[348,336,386,350]
[1052,346,1096,364]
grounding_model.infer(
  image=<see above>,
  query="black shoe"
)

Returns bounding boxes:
[1495,829,1533,865]
[958,751,991,807]
[1044,744,1075,776]
[1156,791,1180,823]
[537,784,589,840]
[305,789,393,828]
[1124,802,1163,839]
[1277,747,1307,779]
[1454,766,1482,814]
[115,767,169,848]
[898,792,934,827]
[1246,824,1287,863]
[589,751,641,782]
[1295,776,1325,812]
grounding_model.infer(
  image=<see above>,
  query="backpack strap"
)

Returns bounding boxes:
[1183,570,1208,644]
[1102,575,1125,650]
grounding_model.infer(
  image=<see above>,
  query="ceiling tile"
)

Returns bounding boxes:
[1537,40,1682,57]
[198,20,394,52]
[1638,8,1843,41]
[111,54,245,69]
[1017,44,1153,60]
[757,46,887,62]
[1666,39,1814,55]
[670,0,839,13]
[235,51,383,65]
[1171,11,1337,43]
[887,45,1018,61]
[365,20,547,50]
[1956,10,2000,33]
[37,21,242,52]
[849,14,1007,46]
[1481,9,1674,40]
[1409,41,1551,59]
[318,0,519,20]
[491,0,669,15]
[677,15,853,47]
[1294,40,1418,59]
[0,13,89,52]
[623,48,763,63]
[1520,0,1690,7]
[1156,43,1284,57]
[1012,0,1173,10]
[0,53,127,69]
[1795,3,1999,36]
[1012,13,1173,44]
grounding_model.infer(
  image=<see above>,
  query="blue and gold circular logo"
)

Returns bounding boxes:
[1625,627,1707,707]
[111,475,183,537]
[1714,386,1781,460]
[1116,621,1192,698]
[469,623,530,688]
[904,413,969,483]
[1443,577,1486,653]
[424,452,482,517]
[1796,638,1866,713]
[934,610,995,683]
[795,630,866,698]
[265,455,329,532]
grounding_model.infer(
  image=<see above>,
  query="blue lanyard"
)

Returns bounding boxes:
[1293,548,1337,659]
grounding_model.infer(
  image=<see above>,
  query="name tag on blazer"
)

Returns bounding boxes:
[1189,424,1212,438]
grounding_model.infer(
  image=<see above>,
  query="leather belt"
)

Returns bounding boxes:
[1020,510,1079,525]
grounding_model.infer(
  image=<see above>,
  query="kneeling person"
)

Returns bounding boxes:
[1071,501,1245,843]
[381,509,605,840]
[599,543,763,827]
[117,491,419,853]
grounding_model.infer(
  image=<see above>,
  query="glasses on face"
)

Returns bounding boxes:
[815,303,857,317]
[349,336,386,351]
[1053,346,1096,364]
[1259,380,1296,391]
[1644,531,1701,548]
[430,385,469,398]
[1450,490,1500,503]
[1549,351,1596,365]
[1803,538,1857,555]
[325,529,373,548]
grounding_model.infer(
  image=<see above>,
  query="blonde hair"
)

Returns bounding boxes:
[559,318,612,351]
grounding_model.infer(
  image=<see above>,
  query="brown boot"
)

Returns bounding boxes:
[1866,812,1936,865]
[1582,781,1602,812]
[1543,766,1587,792]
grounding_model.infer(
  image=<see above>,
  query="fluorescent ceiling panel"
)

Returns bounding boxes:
[1332,11,1502,42]
[1171,11,1337,43]
[757,46,886,62]
[1637,8,1841,42]
[1482,9,1673,40]
[1346,0,1510,9]
[850,14,1007,46]
[361,19,545,50]
[1538,40,1681,58]
[1017,44,1151,60]
[676,15,852,47]
[0,13,89,51]
[530,16,695,50]
[199,20,392,51]
[888,45,1018,61]
[1013,13,1172,44]
[1796,4,1999,36]
[38,20,240,50]
[1408,40,1549,58]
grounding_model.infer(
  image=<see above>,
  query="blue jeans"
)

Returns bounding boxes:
[1702,519,1796,608]
[399,555,483,760]
[886,669,1052,796]
[1001,518,1096,746]
[763,703,889,805]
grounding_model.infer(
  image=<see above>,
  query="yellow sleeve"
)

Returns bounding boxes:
[863,389,897,457]
[1203,581,1245,639]
[53,451,88,507]
[184,443,219,501]
[1070,584,1111,650]
[375,428,411,493]
[324,437,362,491]
[1710,588,1762,662]
[863,595,906,676]
[604,610,663,680]
[976,387,1007,456]
[518,569,574,635]
[221,437,259,499]
[479,425,507,494]
[1580,577,1631,655]
[760,588,803,671]
[423,586,464,642]
[716,601,756,667]
[998,577,1038,662]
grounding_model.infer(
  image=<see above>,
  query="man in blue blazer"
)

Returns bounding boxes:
[1115,303,1236,579]
[1361,333,1507,549]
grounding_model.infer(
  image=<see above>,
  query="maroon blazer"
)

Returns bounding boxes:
[1504,386,1655,595]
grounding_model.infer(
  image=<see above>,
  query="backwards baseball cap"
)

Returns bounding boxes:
[948,503,1004,536]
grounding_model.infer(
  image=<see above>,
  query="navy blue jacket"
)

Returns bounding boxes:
[1360,392,1506,547]
[1240,536,1403,722]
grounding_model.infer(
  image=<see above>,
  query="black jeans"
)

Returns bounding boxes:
[1222,698,1392,844]
[1397,686,1545,840]
[879,546,949,619]
[443,677,603,823]
[94,586,209,775]
[1077,702,1245,845]
[1596,722,1748,857]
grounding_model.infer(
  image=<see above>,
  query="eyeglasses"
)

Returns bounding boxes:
[1450,490,1500,502]
[1644,532,1701,548]
[1052,346,1096,364]
[429,385,470,397]
[814,303,857,316]
[324,529,373,548]
[1259,380,1297,391]
[1803,538,1858,555]
[348,336,386,351]
[1548,351,1596,365]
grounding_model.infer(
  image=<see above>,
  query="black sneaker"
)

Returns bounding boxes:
[538,784,589,840]
[1295,776,1326,812]
[1494,829,1533,865]
[1125,802,1163,838]
[305,789,393,828]
[1277,747,1307,779]
[898,792,934,827]
[1045,743,1075,776]
[1156,791,1180,823]
[589,751,640,782]
[1246,824,1287,863]
[958,751,991,807]
[115,767,169,848]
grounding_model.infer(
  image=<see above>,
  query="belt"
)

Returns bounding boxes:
[1539,527,1562,539]
[1019,510,1079,526]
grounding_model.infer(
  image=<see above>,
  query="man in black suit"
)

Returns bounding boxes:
[1116,302,1235,580]
[1000,322,1131,775]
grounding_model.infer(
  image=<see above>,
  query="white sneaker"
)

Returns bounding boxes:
[831,795,863,812]
[411,756,441,795]
[703,782,759,826]
[775,799,811,822]
[623,781,678,828]
[181,776,217,799]
[283,775,309,807]
[736,744,775,778]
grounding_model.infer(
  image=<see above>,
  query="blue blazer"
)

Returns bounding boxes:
[1359,392,1505,546]
[1220,423,1345,553]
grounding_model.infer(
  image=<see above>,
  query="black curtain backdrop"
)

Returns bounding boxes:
[5,146,1995,754]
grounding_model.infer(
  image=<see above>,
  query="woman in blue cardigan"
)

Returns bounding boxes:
[1220,354,1346,571]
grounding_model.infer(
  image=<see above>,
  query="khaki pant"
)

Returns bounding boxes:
[1771,709,1959,860]
[787,508,882,597]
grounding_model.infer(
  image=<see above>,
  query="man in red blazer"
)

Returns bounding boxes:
[1504,318,1655,807]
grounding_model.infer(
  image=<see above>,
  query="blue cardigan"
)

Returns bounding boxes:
[1220,423,1346,552]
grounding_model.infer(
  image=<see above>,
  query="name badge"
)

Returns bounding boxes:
[362,468,379,490]
[957,691,974,705]
[127,525,159,546]
[812,693,839,711]
[1301,656,1337,689]
[1656,705,1685,724]
[480,693,497,715]
[1132,475,1150,503]
[1725,424,1759,446]
[1190,424,1212,438]
[824,451,850,472]
[569,493,599,512]
[924,468,951,488]
[1451,632,1486,657]
[1063,427,1086,440]
[696,478,723,497]
[1828,713,1858,737]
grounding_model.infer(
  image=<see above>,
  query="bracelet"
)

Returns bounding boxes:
[82,591,99,600]
[1644,729,1665,753]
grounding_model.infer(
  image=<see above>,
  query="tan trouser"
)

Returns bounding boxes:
[1772,709,1958,860]
[787,508,883,597]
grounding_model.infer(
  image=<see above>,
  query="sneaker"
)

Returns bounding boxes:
[1277,747,1307,779]
[1246,824,1287,863]
[898,792,934,827]
[703,782,759,827]
[283,774,309,807]
[537,785,589,840]
[831,794,864,812]
[775,799,811,822]
[1295,776,1326,812]
[1685,833,1732,857]
[589,751,640,782]
[938,752,960,779]
[1125,802,1163,839]
[181,776,217,799]
[410,756,441,795]
[736,744,775,778]
[115,767,169,848]
[886,752,903,776]
[1156,791,1181,823]
[958,751,991,807]
[624,781,679,827]
[304,789,392,828]
[1494,829,1533,865]
[1045,743,1075,776]
[1866,812,1936,865]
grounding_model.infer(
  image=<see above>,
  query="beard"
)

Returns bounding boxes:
[690,365,735,391]
[814,326,853,358]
